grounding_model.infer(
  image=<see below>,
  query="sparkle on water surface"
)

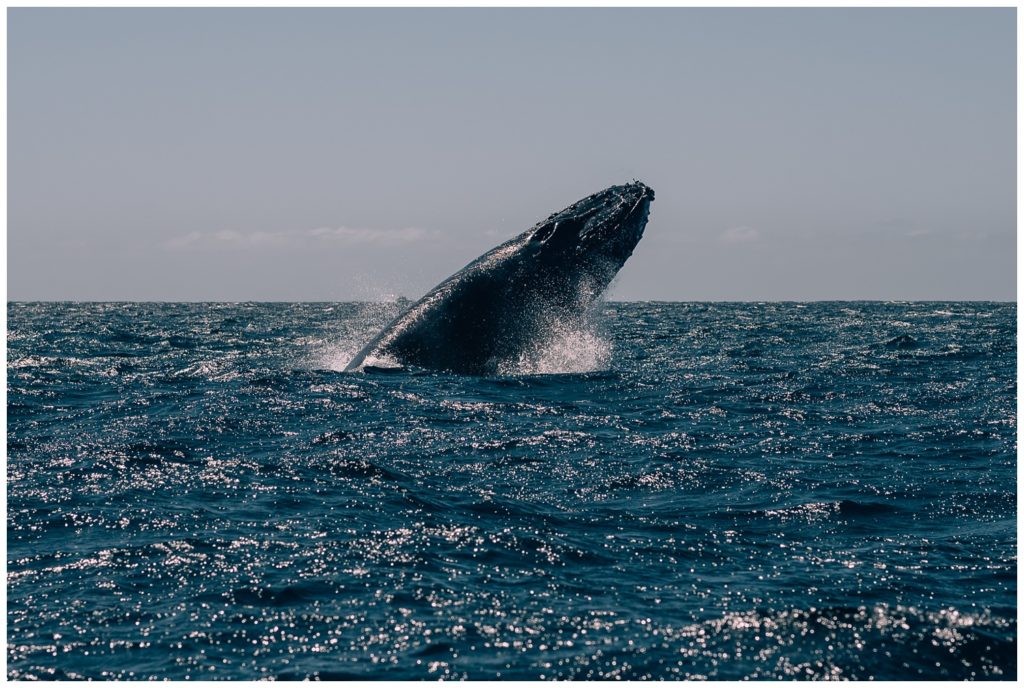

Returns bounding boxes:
[7,301,1016,679]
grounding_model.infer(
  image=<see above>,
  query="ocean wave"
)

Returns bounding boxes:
[7,301,1015,679]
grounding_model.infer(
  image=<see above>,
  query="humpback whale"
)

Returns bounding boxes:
[346,181,654,375]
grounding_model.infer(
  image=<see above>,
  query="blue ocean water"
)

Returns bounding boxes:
[6,301,1016,680]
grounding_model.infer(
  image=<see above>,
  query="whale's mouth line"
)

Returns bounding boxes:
[596,188,650,248]
[611,187,653,231]
[625,184,654,217]
[625,194,646,221]
[578,188,651,246]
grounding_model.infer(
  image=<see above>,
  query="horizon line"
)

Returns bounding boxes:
[6,299,1017,305]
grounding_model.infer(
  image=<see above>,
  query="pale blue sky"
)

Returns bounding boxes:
[8,8,1016,301]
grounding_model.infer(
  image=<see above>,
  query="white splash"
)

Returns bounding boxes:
[310,289,614,376]
[359,353,404,370]
[498,309,613,376]
[306,300,407,372]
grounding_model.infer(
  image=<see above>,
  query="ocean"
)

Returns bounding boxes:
[6,301,1016,679]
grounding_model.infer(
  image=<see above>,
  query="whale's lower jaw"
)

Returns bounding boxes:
[345,182,653,375]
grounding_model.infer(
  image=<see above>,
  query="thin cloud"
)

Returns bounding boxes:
[720,226,760,244]
[163,226,439,251]
[307,226,436,244]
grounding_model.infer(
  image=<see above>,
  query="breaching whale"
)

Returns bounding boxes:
[345,181,654,375]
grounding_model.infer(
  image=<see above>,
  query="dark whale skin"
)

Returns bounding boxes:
[345,181,654,375]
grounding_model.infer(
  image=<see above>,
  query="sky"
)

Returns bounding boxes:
[7,8,1017,301]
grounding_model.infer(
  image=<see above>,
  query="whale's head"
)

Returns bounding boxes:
[525,180,654,296]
